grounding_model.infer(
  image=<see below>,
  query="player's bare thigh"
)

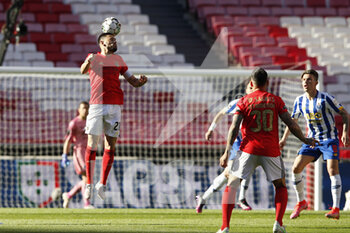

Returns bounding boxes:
[292,155,314,173]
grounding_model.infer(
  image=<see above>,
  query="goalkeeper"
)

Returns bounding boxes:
[61,101,94,209]
[196,82,253,213]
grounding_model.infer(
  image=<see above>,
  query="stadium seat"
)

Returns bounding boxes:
[211,16,235,35]
[118,4,141,14]
[248,7,271,16]
[226,7,249,16]
[292,7,316,17]
[12,43,37,52]
[129,45,152,55]
[268,26,288,38]
[36,13,59,23]
[44,24,67,33]
[21,13,36,22]
[288,26,312,38]
[311,27,334,38]
[258,17,280,27]
[126,15,150,25]
[152,45,176,55]
[80,14,103,24]
[59,14,80,23]
[96,4,119,14]
[276,37,298,48]
[239,47,262,66]
[261,46,286,56]
[240,0,261,6]
[271,7,293,16]
[261,0,282,6]
[144,35,167,46]
[324,17,347,27]
[243,26,269,37]
[217,0,239,7]
[74,34,97,44]
[25,23,44,32]
[334,27,350,38]
[198,6,225,22]
[284,0,304,6]
[234,16,258,26]
[228,36,253,57]
[280,16,302,27]
[248,55,273,67]
[162,54,186,64]
[61,44,83,53]
[31,61,54,67]
[23,52,45,61]
[220,26,245,46]
[120,35,144,46]
[315,8,337,17]
[45,52,68,62]
[135,25,159,35]
[306,0,326,7]
[252,36,276,47]
[50,3,72,14]
[67,24,89,33]
[303,17,324,27]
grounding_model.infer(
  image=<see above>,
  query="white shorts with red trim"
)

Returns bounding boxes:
[230,151,285,182]
[85,104,121,137]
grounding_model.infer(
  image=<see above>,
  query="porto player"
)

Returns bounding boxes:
[80,33,147,200]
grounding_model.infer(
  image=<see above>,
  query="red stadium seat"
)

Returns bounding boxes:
[61,44,83,53]
[315,8,337,17]
[36,13,59,23]
[248,7,271,16]
[226,7,249,16]
[234,16,258,26]
[190,0,216,13]
[268,26,289,38]
[329,0,350,7]
[228,36,253,57]
[21,13,35,22]
[198,6,225,22]
[45,52,68,62]
[49,3,71,13]
[248,55,273,67]
[240,0,261,6]
[262,46,287,56]
[66,24,89,33]
[252,36,276,47]
[44,23,67,33]
[22,3,49,13]
[271,7,293,16]
[257,17,280,27]
[306,0,325,7]
[272,56,296,69]
[337,8,350,17]
[287,47,307,58]
[68,53,89,62]
[74,34,97,44]
[292,7,315,16]
[276,37,298,48]
[30,33,52,43]
[37,43,61,53]
[239,47,262,66]
[261,0,282,6]
[217,0,239,7]
[295,55,318,66]
[284,0,304,6]
[59,14,80,23]
[211,16,234,35]
[243,26,269,37]
[52,33,75,43]
[220,26,245,46]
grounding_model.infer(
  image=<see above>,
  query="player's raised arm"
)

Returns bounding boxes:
[339,107,350,147]
[206,108,226,141]
[80,54,94,74]
[123,72,148,88]
[279,111,317,147]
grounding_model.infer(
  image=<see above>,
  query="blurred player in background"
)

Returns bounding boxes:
[217,68,317,233]
[80,32,148,201]
[195,82,253,213]
[279,69,349,220]
[61,101,94,209]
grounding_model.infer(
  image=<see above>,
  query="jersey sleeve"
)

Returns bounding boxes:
[117,55,128,75]
[291,96,302,119]
[276,96,288,114]
[225,99,239,115]
[325,93,343,113]
[65,120,75,141]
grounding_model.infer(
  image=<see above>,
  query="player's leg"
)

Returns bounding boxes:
[218,152,256,232]
[237,176,252,210]
[196,161,231,213]
[325,159,341,219]
[260,156,287,232]
[290,149,316,219]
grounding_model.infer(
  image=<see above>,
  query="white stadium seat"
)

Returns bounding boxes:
[288,26,311,38]
[303,17,324,27]
[120,35,144,46]
[324,17,347,27]
[135,25,159,35]
[23,52,46,61]
[119,4,141,14]
[152,45,176,55]
[280,17,302,27]
[96,4,119,14]
[80,14,103,24]
[71,4,96,14]
[144,35,167,46]
[129,45,153,54]
[126,14,150,25]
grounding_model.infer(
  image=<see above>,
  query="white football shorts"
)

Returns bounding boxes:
[230,151,285,182]
[85,104,121,137]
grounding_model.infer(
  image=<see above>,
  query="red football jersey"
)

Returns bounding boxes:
[235,90,288,157]
[87,53,128,105]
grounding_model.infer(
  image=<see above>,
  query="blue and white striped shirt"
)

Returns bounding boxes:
[224,99,242,142]
[291,91,343,142]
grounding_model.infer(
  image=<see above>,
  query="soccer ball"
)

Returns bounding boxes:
[101,17,121,35]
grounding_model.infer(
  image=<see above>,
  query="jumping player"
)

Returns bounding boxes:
[80,33,147,200]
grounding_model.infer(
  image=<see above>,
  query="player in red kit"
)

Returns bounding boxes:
[80,33,147,200]
[61,101,94,209]
[216,68,317,233]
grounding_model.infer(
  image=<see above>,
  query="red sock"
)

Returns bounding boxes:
[100,149,115,185]
[85,146,96,185]
[275,186,288,226]
[221,186,235,230]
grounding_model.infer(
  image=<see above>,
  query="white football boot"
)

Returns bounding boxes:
[95,182,106,200]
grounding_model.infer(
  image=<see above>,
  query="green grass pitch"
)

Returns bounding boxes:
[0,208,349,232]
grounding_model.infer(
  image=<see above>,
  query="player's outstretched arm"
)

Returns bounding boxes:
[279,112,318,147]
[339,108,350,147]
[80,54,94,74]
[279,117,298,150]
[220,114,243,167]
[206,108,226,141]
[124,74,148,88]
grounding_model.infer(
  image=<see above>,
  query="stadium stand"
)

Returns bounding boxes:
[0,0,192,67]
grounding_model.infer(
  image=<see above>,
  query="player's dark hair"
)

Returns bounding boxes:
[97,32,114,44]
[251,67,268,87]
[301,69,318,81]
[79,101,89,106]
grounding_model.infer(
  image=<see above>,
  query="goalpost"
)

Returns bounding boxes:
[0,67,322,210]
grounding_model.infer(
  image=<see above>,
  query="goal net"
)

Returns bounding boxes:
[0,67,322,209]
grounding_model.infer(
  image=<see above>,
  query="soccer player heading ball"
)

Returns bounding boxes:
[80,33,148,201]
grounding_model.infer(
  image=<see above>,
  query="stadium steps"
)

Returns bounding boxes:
[133,0,219,66]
